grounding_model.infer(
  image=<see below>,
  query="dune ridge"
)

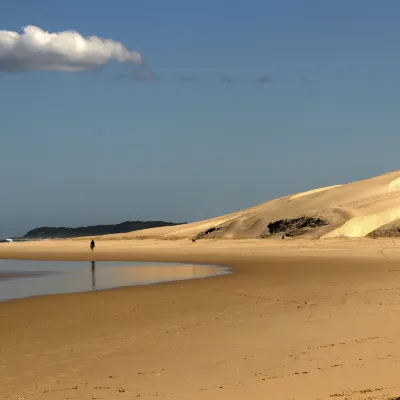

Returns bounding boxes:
[100,170,400,240]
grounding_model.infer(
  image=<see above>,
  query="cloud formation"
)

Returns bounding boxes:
[0,25,142,72]
[257,75,272,84]
[132,64,158,82]
[111,63,158,82]
[177,75,196,82]
[221,75,233,83]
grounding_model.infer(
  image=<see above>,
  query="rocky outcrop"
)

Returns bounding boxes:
[261,217,329,238]
[367,220,400,238]
[193,226,221,240]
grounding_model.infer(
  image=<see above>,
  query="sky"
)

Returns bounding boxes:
[1,0,400,237]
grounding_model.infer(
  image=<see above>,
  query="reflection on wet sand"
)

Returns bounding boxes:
[91,261,96,290]
[0,260,230,301]
[0,271,49,281]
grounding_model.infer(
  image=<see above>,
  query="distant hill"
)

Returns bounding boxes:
[21,221,184,240]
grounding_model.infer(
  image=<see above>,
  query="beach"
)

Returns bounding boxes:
[3,2,400,398]
[1,238,400,399]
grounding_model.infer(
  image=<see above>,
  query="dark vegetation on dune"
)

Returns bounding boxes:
[193,226,221,240]
[368,220,400,238]
[260,216,329,238]
[191,216,330,240]
[22,220,184,239]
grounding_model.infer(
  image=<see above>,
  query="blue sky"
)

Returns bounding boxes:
[1,0,400,236]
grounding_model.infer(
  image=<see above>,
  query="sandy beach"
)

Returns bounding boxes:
[1,238,400,399]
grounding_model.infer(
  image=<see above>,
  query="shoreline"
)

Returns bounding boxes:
[1,236,400,262]
[0,270,50,280]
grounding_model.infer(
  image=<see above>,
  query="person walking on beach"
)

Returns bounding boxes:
[90,239,95,252]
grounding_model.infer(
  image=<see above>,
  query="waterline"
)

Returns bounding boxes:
[0,260,230,301]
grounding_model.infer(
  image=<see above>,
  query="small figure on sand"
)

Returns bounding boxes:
[191,238,196,243]
[90,239,95,252]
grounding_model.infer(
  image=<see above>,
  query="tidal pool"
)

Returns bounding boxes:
[0,260,230,301]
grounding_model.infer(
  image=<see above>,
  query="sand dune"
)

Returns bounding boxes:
[288,184,342,200]
[104,170,400,240]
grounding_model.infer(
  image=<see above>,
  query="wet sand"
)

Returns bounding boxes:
[0,260,228,301]
[1,238,400,399]
[0,271,49,280]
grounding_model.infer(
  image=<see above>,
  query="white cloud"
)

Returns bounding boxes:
[0,25,142,72]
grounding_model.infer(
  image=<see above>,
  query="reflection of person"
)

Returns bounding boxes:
[90,239,95,252]
[91,261,96,289]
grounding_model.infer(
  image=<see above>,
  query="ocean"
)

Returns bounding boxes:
[0,238,14,243]
[0,238,42,243]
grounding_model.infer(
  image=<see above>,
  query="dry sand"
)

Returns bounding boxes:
[2,238,400,399]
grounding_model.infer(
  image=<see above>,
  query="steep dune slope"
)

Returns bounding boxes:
[107,170,400,240]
